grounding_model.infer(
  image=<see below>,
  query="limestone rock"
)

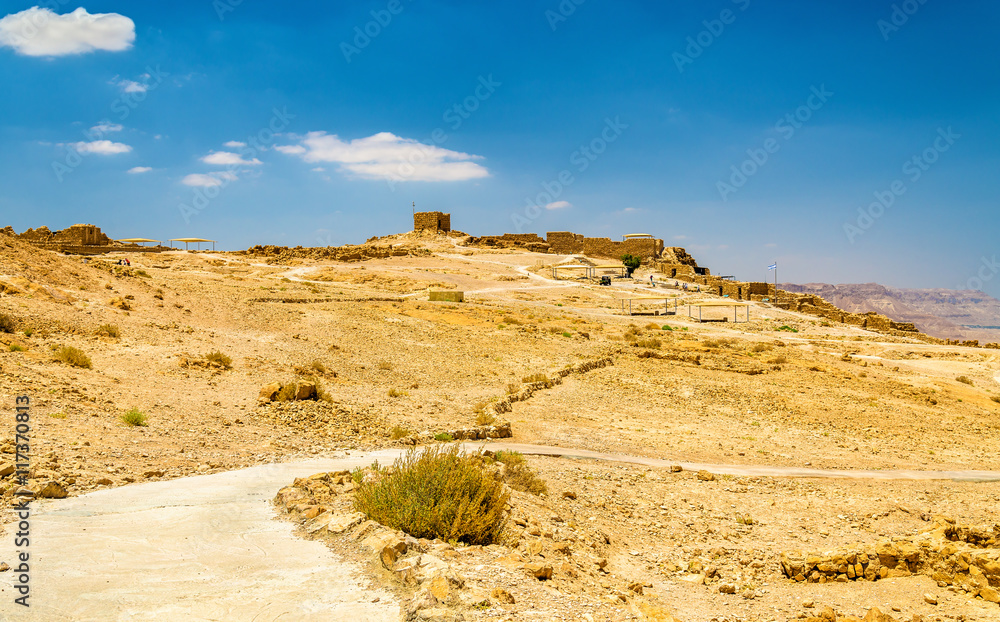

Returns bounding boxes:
[696,470,715,481]
[923,593,937,605]
[524,562,553,580]
[295,381,317,401]
[33,480,67,499]
[490,587,514,604]
[327,511,365,534]
[258,382,281,402]
[0,463,14,477]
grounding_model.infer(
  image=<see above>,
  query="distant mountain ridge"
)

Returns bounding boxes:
[780,282,1000,342]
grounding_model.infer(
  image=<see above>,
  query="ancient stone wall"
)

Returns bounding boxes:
[545,232,584,254]
[413,211,451,232]
[780,518,1000,608]
[543,232,663,259]
[467,233,550,253]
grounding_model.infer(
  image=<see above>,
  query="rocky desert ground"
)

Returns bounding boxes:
[2,229,1000,621]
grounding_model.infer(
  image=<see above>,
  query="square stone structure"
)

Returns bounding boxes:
[414,211,451,232]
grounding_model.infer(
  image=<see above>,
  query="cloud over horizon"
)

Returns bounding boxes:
[68,140,132,155]
[278,131,490,182]
[201,151,262,166]
[0,7,135,57]
[182,172,238,187]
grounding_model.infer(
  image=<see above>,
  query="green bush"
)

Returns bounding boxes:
[621,253,641,277]
[390,425,411,440]
[434,432,454,442]
[0,312,16,334]
[120,408,148,427]
[55,346,92,369]
[9,344,24,352]
[353,445,510,545]
[96,324,120,338]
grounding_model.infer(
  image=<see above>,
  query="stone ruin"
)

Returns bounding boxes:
[413,211,451,233]
[2,223,160,255]
[780,518,1000,606]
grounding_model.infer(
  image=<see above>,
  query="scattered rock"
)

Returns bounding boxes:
[718,583,736,594]
[923,593,937,605]
[696,470,715,482]
[33,480,67,499]
[524,562,553,580]
[490,587,514,604]
[327,511,365,534]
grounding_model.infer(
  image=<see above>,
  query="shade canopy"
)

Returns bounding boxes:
[117,238,160,244]
[169,238,216,243]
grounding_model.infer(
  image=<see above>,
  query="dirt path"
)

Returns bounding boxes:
[0,455,400,622]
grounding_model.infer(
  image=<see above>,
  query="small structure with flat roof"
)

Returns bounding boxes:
[686,300,750,323]
[117,238,162,247]
[169,238,216,251]
[616,294,680,316]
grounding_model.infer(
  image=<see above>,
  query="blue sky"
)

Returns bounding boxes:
[0,1,997,293]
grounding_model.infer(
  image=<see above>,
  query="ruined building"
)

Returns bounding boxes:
[413,211,451,233]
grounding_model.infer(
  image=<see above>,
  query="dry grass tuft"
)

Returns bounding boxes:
[492,450,547,496]
[353,445,510,545]
[95,323,120,338]
[55,346,92,369]
[956,375,974,386]
[205,350,232,369]
[120,408,148,427]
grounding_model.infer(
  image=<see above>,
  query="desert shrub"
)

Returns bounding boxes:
[703,338,733,348]
[434,432,454,442]
[205,350,232,369]
[507,383,520,395]
[378,360,393,371]
[561,331,572,338]
[661,325,673,331]
[353,445,509,545]
[634,338,661,349]
[0,312,16,334]
[388,388,405,398]
[776,325,798,333]
[390,425,411,440]
[645,322,661,330]
[48,412,68,419]
[768,355,787,365]
[502,315,523,325]
[120,408,148,427]
[547,326,565,334]
[750,343,771,353]
[493,450,547,496]
[96,324,120,338]
[22,328,33,338]
[55,346,92,369]
[311,360,327,374]
[956,375,974,386]
[9,344,24,352]
[475,403,496,426]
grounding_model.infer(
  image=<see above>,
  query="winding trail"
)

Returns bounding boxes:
[3,443,999,621]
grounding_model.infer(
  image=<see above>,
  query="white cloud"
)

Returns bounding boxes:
[673,235,688,241]
[91,122,123,133]
[310,167,326,172]
[113,78,147,93]
[621,207,639,213]
[68,140,131,155]
[278,131,489,182]
[764,242,778,248]
[127,166,151,174]
[181,172,238,187]
[0,7,135,57]
[545,201,572,210]
[223,141,246,148]
[201,151,262,166]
